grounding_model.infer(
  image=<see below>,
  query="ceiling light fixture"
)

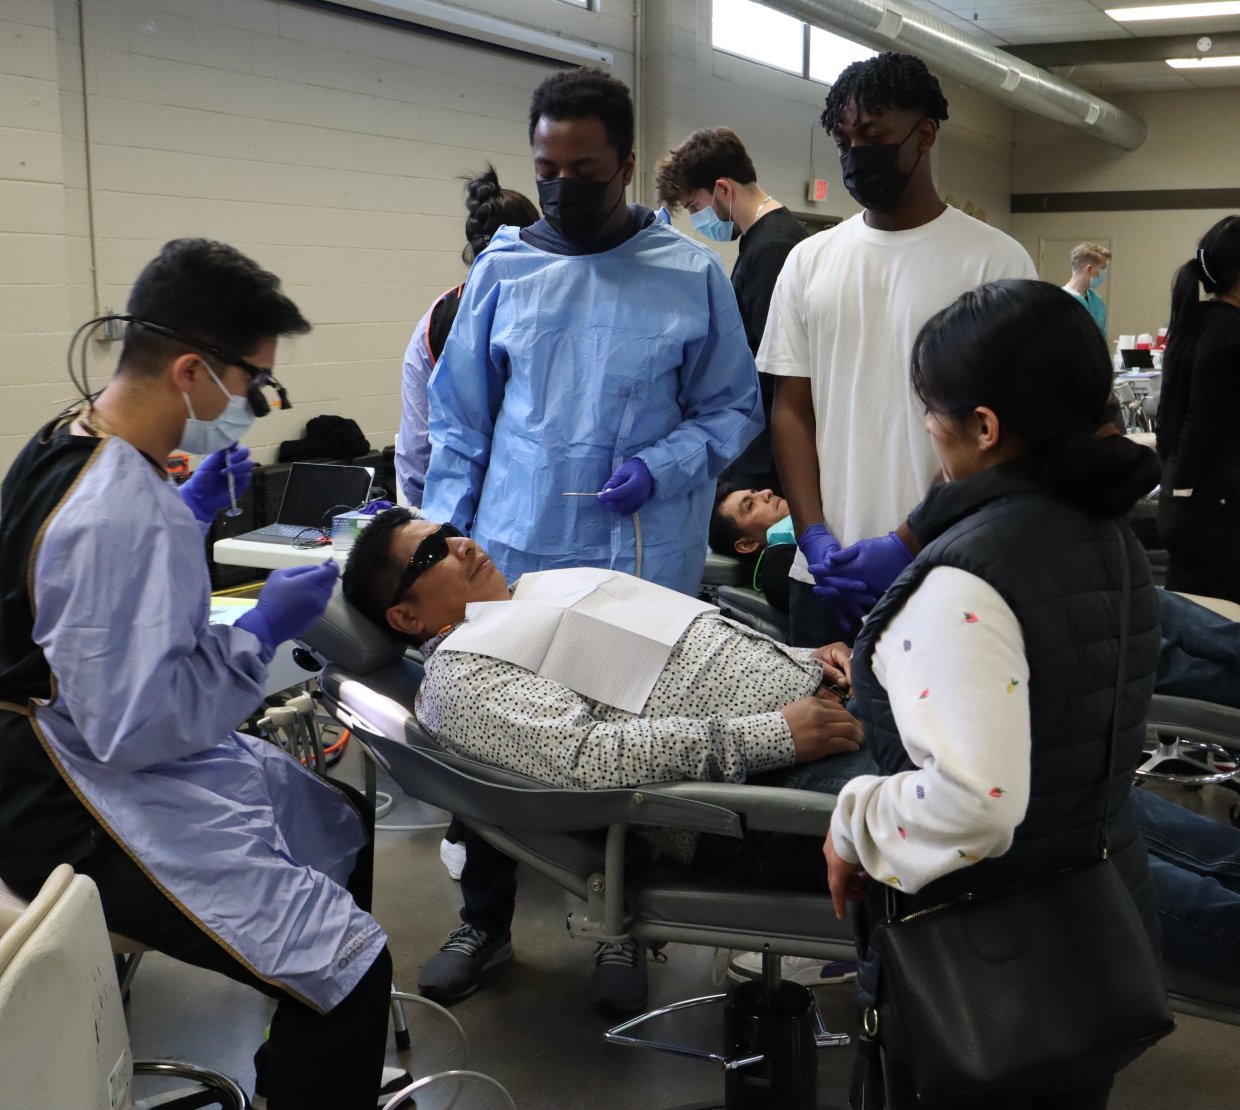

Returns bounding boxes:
[1107,2,1240,21]
[1166,53,1240,66]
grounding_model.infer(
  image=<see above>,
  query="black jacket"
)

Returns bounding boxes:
[848,465,1160,1008]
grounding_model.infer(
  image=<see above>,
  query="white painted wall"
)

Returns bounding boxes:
[1010,88,1240,344]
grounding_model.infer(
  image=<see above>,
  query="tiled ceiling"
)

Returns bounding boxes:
[903,0,1240,90]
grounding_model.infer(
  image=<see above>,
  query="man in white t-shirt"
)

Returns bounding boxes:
[759,52,1037,647]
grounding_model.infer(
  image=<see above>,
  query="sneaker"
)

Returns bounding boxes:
[377,1066,416,1108]
[417,923,512,1002]
[726,951,858,986]
[439,837,466,881]
[588,938,649,1015]
[253,1066,414,1108]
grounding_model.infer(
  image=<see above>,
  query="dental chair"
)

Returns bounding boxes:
[1142,593,1240,825]
[300,588,1240,1075]
[302,589,855,1106]
[0,865,248,1109]
[702,552,791,643]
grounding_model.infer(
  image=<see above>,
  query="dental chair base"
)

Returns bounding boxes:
[606,951,847,1110]
[1143,695,1240,826]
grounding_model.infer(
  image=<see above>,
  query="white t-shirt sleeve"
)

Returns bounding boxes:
[993,238,1038,281]
[830,566,1031,894]
[756,242,811,379]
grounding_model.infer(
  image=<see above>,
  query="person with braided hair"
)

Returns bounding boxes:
[759,52,1035,649]
[395,167,540,884]
[1157,215,1240,600]
[396,166,538,509]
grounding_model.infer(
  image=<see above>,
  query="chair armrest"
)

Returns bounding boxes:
[650,782,836,837]
[364,734,745,839]
[1148,694,1240,752]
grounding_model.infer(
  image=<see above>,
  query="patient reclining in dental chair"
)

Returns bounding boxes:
[340,508,875,842]
[341,507,1240,988]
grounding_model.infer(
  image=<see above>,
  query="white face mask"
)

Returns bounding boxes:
[177,363,255,455]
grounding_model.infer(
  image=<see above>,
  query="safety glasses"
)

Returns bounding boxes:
[388,524,464,607]
[120,316,292,416]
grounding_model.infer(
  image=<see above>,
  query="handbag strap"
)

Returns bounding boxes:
[1099,525,1132,860]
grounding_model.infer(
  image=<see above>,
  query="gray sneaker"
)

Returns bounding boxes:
[588,938,649,1015]
[417,923,512,1002]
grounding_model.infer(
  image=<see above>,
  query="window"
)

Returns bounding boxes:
[808,24,876,84]
[712,0,804,76]
[712,0,874,84]
[555,0,593,7]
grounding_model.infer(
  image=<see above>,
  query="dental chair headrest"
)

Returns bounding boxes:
[299,584,408,675]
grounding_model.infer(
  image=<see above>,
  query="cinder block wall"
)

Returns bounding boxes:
[1,0,632,475]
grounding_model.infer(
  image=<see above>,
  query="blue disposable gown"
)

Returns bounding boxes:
[422,222,762,596]
[29,436,385,1011]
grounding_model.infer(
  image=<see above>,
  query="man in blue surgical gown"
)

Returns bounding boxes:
[0,240,392,1110]
[422,67,762,599]
[417,66,761,1016]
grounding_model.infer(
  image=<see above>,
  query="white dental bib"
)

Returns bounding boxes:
[441,568,717,714]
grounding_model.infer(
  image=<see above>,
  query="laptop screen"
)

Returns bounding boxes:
[1121,348,1155,370]
[276,463,373,528]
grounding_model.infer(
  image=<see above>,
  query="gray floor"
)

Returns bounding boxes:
[125,743,1240,1109]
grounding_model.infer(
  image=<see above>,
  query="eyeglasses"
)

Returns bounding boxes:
[119,316,292,416]
[387,524,464,607]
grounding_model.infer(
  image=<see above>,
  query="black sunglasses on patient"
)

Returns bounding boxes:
[388,524,464,607]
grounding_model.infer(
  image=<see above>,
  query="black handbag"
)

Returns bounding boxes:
[866,531,1175,1107]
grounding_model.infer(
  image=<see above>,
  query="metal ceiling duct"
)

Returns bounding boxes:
[762,0,1148,150]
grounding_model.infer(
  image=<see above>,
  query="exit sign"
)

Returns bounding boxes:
[806,178,829,203]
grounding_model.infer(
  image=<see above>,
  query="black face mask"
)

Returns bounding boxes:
[536,163,625,245]
[839,121,925,214]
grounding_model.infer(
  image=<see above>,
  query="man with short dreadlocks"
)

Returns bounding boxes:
[758,52,1036,648]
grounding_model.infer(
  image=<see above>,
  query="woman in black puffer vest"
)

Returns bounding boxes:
[824,279,1163,1110]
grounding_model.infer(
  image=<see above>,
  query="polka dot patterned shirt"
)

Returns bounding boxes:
[414,613,821,790]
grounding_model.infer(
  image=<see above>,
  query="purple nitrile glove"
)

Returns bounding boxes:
[360,499,394,516]
[179,444,255,523]
[235,561,339,652]
[808,571,878,626]
[598,458,654,515]
[797,523,841,573]
[825,531,913,599]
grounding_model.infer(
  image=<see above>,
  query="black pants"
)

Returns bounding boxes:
[1159,483,1240,602]
[787,578,859,648]
[458,824,519,936]
[3,780,391,1110]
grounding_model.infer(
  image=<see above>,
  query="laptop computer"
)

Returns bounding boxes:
[1121,348,1155,370]
[238,462,374,546]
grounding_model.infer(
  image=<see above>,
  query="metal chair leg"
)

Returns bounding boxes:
[391,982,412,1051]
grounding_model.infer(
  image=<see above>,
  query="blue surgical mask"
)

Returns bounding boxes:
[690,186,735,242]
[1090,268,1107,290]
[766,515,796,548]
[178,364,255,455]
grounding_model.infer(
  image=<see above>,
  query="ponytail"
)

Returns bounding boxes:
[1037,431,1161,519]
[461,164,540,266]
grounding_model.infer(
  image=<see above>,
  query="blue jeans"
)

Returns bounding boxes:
[1132,788,1240,985]
[1155,588,1240,707]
